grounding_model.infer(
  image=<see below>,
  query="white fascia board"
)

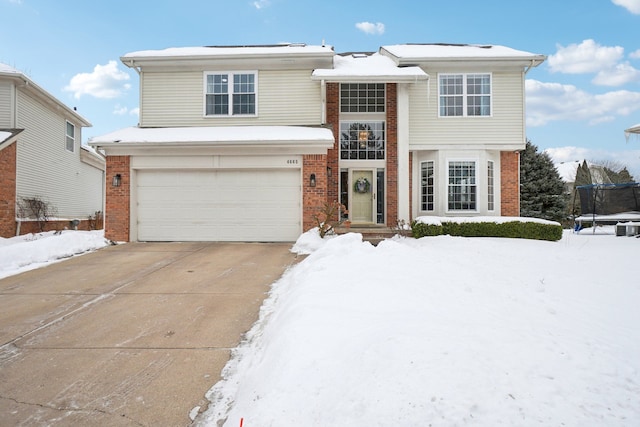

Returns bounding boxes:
[1,71,92,127]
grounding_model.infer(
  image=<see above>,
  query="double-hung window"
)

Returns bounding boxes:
[448,161,477,211]
[65,121,75,152]
[205,72,256,116]
[439,73,491,117]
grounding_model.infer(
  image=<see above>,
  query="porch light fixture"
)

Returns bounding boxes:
[326,166,332,178]
[112,174,122,187]
[310,173,316,187]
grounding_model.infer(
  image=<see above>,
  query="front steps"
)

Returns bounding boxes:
[333,225,408,245]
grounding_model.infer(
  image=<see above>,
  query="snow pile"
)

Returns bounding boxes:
[198,228,640,426]
[0,230,110,279]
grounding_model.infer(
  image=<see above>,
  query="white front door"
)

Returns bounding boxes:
[350,169,375,223]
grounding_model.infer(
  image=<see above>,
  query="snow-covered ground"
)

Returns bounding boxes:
[198,226,640,427]
[0,230,110,279]
[2,227,638,426]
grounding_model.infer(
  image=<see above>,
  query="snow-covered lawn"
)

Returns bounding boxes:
[198,227,640,426]
[2,227,638,426]
[0,230,109,279]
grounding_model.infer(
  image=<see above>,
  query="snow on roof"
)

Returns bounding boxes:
[311,52,428,81]
[89,126,335,145]
[555,161,581,183]
[625,123,640,134]
[0,63,21,74]
[381,43,545,61]
[123,44,334,59]
[0,131,11,142]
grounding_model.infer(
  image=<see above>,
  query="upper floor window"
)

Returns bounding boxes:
[448,161,477,211]
[340,83,385,113]
[439,73,491,117]
[340,121,385,160]
[205,72,256,116]
[65,121,75,152]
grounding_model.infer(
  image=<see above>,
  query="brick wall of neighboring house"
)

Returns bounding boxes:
[326,82,340,205]
[17,218,102,235]
[500,151,520,216]
[386,83,398,227]
[302,154,328,232]
[105,156,130,242]
[0,141,17,238]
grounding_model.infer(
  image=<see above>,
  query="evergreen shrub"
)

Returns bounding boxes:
[411,220,562,241]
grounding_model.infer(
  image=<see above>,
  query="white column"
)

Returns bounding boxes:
[397,83,410,222]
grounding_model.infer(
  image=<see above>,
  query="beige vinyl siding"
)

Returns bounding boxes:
[140,69,322,127]
[15,89,103,219]
[408,72,525,148]
[0,82,12,127]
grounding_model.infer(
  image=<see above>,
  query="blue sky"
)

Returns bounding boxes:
[2,0,640,176]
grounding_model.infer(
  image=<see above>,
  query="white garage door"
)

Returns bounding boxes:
[136,169,301,242]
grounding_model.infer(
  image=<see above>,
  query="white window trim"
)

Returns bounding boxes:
[338,120,387,162]
[339,82,387,114]
[65,120,75,153]
[420,160,435,212]
[487,160,495,212]
[437,73,492,118]
[446,158,479,213]
[203,70,258,117]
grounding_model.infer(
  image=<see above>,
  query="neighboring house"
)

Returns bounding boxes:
[556,160,612,192]
[0,63,105,238]
[90,43,545,242]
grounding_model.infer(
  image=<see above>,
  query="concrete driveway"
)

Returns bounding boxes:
[0,242,299,426]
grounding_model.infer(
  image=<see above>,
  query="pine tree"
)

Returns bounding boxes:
[520,140,567,222]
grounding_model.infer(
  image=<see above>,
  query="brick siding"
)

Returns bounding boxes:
[386,83,398,226]
[302,154,328,232]
[105,156,130,242]
[326,83,340,204]
[500,151,520,216]
[0,141,17,238]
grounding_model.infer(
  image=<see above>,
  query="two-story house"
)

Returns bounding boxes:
[0,63,105,238]
[90,43,545,242]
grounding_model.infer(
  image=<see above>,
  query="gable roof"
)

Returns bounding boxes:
[380,43,546,68]
[121,43,335,70]
[311,52,429,82]
[0,63,91,128]
[0,128,23,152]
[89,125,335,155]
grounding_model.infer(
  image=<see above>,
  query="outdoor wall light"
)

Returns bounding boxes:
[112,173,122,187]
[326,166,332,178]
[310,173,316,187]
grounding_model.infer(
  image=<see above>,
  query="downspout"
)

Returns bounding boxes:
[320,79,326,124]
[125,60,142,126]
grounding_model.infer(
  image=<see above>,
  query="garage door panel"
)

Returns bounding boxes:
[136,169,301,242]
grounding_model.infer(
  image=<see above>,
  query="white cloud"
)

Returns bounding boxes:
[113,105,139,117]
[526,79,640,126]
[612,0,640,14]
[548,39,624,74]
[252,0,270,9]
[630,49,640,59]
[355,21,385,35]
[64,61,131,100]
[113,104,128,115]
[593,61,640,86]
